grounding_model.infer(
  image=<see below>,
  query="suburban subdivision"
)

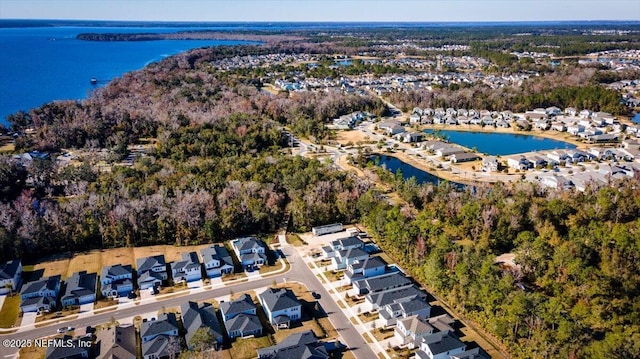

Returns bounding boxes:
[1,20,639,359]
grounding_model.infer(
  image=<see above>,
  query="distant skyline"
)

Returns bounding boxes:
[1,0,639,22]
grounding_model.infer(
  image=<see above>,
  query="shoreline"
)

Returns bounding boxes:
[418,124,588,148]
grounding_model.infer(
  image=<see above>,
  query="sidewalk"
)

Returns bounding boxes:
[3,257,290,334]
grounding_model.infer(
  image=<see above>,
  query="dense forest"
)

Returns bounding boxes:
[358,165,640,358]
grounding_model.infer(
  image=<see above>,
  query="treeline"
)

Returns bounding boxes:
[359,174,640,358]
[386,68,629,115]
[0,117,370,261]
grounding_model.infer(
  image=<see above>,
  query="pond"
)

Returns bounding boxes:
[632,113,640,124]
[423,130,576,156]
[370,155,465,189]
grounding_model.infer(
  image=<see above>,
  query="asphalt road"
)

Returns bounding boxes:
[0,245,376,359]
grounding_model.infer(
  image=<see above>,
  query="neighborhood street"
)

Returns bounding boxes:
[0,243,376,359]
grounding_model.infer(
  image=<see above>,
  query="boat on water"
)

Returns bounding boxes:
[90,77,97,85]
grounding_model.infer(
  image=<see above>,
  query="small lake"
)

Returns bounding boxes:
[424,129,575,156]
[370,155,465,189]
[633,113,640,124]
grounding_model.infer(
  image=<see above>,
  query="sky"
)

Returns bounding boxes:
[1,0,639,22]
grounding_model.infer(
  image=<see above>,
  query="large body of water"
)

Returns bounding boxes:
[424,129,575,156]
[371,155,465,189]
[0,25,254,127]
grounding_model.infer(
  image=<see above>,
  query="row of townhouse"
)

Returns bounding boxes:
[325,233,488,359]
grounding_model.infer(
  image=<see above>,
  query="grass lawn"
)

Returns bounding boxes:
[386,345,415,359]
[19,345,46,359]
[317,317,339,341]
[358,311,377,323]
[273,319,324,342]
[345,295,364,306]
[94,298,117,310]
[0,295,21,328]
[323,270,344,282]
[286,234,306,247]
[33,257,70,278]
[66,251,103,278]
[99,247,135,267]
[221,272,247,283]
[371,327,395,341]
[226,335,274,359]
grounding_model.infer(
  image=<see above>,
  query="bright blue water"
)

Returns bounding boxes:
[371,155,465,189]
[632,113,640,124]
[424,130,575,156]
[0,26,255,127]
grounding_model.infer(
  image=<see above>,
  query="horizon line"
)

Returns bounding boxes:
[2,18,640,24]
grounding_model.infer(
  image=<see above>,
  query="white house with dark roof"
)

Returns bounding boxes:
[345,256,387,283]
[181,301,223,349]
[140,312,179,343]
[136,255,167,290]
[415,331,466,359]
[395,315,435,348]
[219,293,262,338]
[0,259,22,295]
[322,236,364,259]
[20,275,60,313]
[364,285,428,312]
[259,287,302,329]
[230,237,267,269]
[225,313,263,339]
[171,252,202,283]
[61,271,97,307]
[350,272,413,297]
[379,296,432,327]
[100,264,133,298]
[331,247,369,270]
[200,244,234,278]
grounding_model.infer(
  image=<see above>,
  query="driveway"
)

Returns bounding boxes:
[187,279,204,289]
[18,312,37,332]
[78,303,94,318]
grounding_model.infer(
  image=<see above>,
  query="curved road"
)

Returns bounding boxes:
[0,245,375,359]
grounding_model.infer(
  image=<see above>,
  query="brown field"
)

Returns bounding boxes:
[335,130,370,144]
[28,244,218,279]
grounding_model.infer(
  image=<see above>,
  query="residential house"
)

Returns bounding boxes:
[219,294,257,322]
[61,271,97,307]
[481,156,500,172]
[100,264,133,299]
[45,337,92,359]
[345,256,387,283]
[450,153,480,163]
[257,330,329,359]
[200,244,234,278]
[364,285,428,312]
[331,247,369,270]
[171,252,202,283]
[435,146,465,158]
[95,324,137,359]
[395,315,434,348]
[506,156,533,170]
[451,348,490,359]
[20,275,61,313]
[379,296,432,327]
[322,236,364,258]
[350,272,412,297]
[415,331,466,359]
[0,259,22,295]
[181,301,224,350]
[567,125,586,136]
[402,132,425,143]
[259,287,302,329]
[140,313,179,343]
[142,334,181,359]
[551,122,567,132]
[136,255,167,290]
[226,313,263,339]
[230,237,267,269]
[219,294,263,338]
